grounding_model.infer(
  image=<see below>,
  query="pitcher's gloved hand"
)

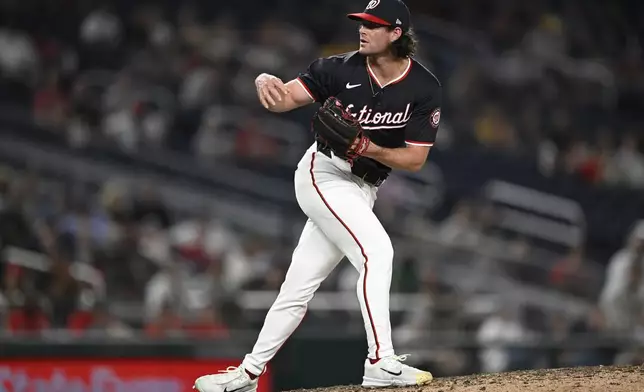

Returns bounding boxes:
[312,97,370,162]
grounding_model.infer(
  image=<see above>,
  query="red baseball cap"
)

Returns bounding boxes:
[347,0,411,32]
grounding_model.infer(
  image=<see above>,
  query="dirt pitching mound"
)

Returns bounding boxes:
[288,365,644,392]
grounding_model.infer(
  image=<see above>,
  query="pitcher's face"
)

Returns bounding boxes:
[358,22,401,55]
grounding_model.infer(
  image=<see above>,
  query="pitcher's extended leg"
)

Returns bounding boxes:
[241,219,343,376]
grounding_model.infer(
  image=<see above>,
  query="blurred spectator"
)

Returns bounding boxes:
[477,303,533,374]
[102,103,142,152]
[132,184,172,229]
[549,245,595,298]
[68,300,134,339]
[57,201,113,264]
[612,133,644,189]
[521,14,566,68]
[619,312,644,365]
[78,5,123,70]
[234,119,281,160]
[178,57,220,111]
[145,301,183,338]
[39,254,82,328]
[0,167,10,209]
[144,261,182,322]
[473,104,518,150]
[32,69,69,131]
[184,304,229,339]
[436,200,483,247]
[395,271,462,344]
[0,28,38,86]
[2,264,24,307]
[6,293,49,335]
[570,142,606,185]
[599,221,644,334]
[231,235,277,290]
[391,256,420,293]
[0,186,38,251]
[144,224,231,322]
[557,307,613,367]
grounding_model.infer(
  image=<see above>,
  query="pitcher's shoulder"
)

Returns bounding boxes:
[410,57,441,88]
[320,50,362,64]
[308,50,363,73]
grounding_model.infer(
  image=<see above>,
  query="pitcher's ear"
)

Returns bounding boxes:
[390,27,403,43]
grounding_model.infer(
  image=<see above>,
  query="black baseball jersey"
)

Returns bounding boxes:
[297,51,442,173]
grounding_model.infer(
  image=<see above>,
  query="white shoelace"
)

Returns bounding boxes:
[218,367,240,373]
[391,354,410,362]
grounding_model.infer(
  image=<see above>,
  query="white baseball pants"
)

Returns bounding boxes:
[242,143,395,376]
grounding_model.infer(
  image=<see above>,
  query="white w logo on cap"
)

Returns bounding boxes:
[366,0,380,9]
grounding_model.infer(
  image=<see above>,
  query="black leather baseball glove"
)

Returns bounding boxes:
[312,97,370,162]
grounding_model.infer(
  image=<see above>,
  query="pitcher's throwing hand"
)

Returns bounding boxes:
[255,73,290,109]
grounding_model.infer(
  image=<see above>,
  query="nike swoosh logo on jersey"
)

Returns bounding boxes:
[346,82,362,89]
[381,368,402,376]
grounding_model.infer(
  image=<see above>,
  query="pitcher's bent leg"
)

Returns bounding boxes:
[241,219,343,375]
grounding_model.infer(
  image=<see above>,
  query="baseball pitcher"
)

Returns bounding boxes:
[195,0,442,390]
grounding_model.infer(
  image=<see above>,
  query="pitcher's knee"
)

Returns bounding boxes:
[364,239,394,268]
[274,281,317,310]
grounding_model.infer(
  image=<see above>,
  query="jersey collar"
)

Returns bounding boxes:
[366,57,412,88]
